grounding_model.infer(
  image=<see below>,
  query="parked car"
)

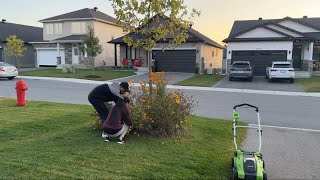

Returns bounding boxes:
[0,62,18,80]
[229,61,253,81]
[266,61,295,83]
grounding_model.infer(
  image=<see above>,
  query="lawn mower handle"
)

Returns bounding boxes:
[233,103,259,112]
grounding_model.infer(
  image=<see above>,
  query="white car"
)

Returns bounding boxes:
[0,62,19,80]
[266,61,295,83]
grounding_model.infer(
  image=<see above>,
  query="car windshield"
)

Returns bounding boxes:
[0,62,10,66]
[273,64,291,68]
[232,63,250,68]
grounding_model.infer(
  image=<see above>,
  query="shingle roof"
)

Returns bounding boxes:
[187,28,224,49]
[225,17,320,42]
[40,8,116,23]
[109,28,224,49]
[54,35,85,41]
[0,21,43,43]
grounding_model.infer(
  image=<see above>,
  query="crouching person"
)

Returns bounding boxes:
[102,96,132,144]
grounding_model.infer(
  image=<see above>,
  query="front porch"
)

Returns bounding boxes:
[112,43,150,68]
[290,41,320,76]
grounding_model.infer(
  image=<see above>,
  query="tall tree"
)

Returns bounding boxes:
[110,0,200,74]
[80,26,103,77]
[5,35,26,69]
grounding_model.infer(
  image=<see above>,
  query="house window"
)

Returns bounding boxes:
[72,22,86,34]
[216,49,219,56]
[45,24,54,34]
[313,45,320,61]
[212,51,214,57]
[54,23,62,34]
[45,23,62,34]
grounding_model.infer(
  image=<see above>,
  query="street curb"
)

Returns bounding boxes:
[17,76,320,98]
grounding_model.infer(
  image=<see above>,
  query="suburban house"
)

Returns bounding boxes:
[0,19,42,67]
[31,7,123,68]
[108,16,224,73]
[223,16,320,76]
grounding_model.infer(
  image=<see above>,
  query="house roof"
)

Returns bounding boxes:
[54,35,85,41]
[188,28,225,48]
[0,21,43,43]
[39,8,117,24]
[224,17,320,42]
[109,28,224,49]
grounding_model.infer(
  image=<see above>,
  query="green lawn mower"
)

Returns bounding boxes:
[232,104,267,180]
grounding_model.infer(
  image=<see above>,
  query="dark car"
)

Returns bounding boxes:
[229,61,253,81]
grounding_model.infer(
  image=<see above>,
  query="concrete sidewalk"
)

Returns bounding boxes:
[17,75,320,98]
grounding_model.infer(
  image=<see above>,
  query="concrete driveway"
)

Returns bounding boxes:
[115,72,194,85]
[214,76,304,92]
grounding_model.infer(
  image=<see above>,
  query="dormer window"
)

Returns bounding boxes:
[72,22,86,34]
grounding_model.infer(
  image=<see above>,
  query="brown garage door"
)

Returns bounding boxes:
[153,50,196,73]
[232,51,287,76]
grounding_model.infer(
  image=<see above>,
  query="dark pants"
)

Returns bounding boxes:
[88,84,119,123]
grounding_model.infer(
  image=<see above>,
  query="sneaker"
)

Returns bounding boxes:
[117,138,125,144]
[102,132,108,138]
[104,137,110,142]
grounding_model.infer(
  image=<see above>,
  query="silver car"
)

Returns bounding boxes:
[229,61,253,81]
[0,62,18,80]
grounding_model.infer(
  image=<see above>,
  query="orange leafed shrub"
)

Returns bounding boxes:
[129,72,197,137]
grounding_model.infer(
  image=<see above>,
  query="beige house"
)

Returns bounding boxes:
[109,16,224,73]
[31,7,123,68]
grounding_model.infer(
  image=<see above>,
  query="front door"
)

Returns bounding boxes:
[292,45,302,69]
[72,46,79,64]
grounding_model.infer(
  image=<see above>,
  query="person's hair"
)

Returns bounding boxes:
[109,98,129,125]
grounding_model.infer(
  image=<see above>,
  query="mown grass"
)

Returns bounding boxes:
[20,69,135,81]
[175,74,224,87]
[0,97,246,179]
[297,77,320,92]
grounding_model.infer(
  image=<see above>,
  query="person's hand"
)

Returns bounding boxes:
[121,92,130,97]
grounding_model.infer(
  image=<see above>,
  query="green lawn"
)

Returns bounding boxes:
[297,77,320,92]
[0,98,246,179]
[175,74,224,87]
[20,69,135,81]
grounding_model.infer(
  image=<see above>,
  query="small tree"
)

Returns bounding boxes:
[5,35,26,69]
[80,26,103,78]
[110,0,200,77]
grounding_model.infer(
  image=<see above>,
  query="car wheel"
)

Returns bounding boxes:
[290,78,295,83]
[229,77,233,81]
[7,77,14,80]
[248,77,253,82]
[268,78,273,82]
[265,75,268,79]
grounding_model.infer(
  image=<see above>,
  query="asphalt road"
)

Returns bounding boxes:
[1,78,320,179]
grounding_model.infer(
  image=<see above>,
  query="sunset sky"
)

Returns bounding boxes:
[2,0,320,45]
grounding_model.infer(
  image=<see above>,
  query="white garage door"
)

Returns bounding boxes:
[37,49,65,67]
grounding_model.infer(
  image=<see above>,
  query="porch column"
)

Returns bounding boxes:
[135,48,137,59]
[125,45,128,58]
[308,42,314,72]
[114,44,117,67]
[56,43,61,67]
[57,43,60,57]
[129,46,132,59]
[309,42,314,60]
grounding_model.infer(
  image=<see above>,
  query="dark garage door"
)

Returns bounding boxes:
[232,51,287,76]
[153,50,196,73]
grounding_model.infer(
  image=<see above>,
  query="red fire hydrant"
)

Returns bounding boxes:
[16,80,28,107]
